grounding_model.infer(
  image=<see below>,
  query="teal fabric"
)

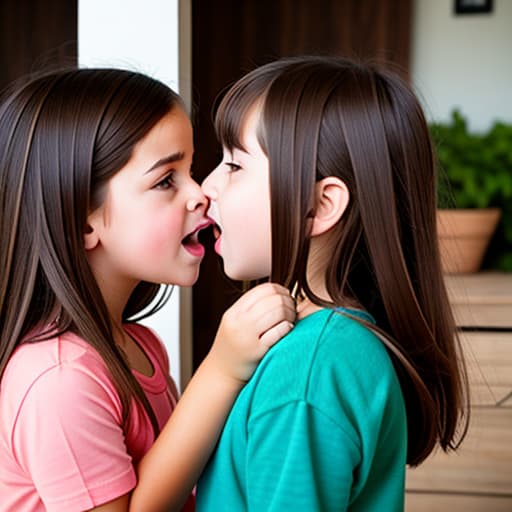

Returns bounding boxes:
[197,308,407,511]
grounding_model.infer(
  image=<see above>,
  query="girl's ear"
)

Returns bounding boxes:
[310,177,350,237]
[83,214,101,251]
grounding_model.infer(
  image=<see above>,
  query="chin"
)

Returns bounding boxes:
[223,264,268,282]
[167,271,200,288]
[181,275,200,287]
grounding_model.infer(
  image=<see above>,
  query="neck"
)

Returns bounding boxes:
[295,296,323,320]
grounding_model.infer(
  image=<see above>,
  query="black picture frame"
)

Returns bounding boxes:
[455,0,493,15]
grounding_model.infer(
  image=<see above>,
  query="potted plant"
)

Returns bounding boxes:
[430,110,512,273]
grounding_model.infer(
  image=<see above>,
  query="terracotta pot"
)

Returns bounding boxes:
[437,208,502,274]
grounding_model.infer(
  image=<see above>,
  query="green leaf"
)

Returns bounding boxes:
[431,109,512,271]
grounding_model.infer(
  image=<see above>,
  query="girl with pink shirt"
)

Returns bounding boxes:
[0,68,295,511]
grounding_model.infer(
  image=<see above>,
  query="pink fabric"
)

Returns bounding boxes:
[0,323,187,511]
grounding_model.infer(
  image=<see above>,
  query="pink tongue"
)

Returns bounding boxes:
[183,235,205,257]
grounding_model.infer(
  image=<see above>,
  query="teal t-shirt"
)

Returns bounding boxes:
[197,308,407,511]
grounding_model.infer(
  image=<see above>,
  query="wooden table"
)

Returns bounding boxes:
[405,272,512,512]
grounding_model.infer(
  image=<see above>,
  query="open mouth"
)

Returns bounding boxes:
[182,221,213,258]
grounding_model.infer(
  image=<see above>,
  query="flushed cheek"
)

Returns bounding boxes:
[137,214,183,257]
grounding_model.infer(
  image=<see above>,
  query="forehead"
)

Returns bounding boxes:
[133,107,192,152]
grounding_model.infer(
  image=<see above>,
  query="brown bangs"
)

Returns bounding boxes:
[214,69,277,154]
[214,91,248,152]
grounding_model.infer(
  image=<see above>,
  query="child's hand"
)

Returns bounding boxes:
[206,283,296,383]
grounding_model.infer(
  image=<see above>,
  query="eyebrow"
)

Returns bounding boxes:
[144,152,185,174]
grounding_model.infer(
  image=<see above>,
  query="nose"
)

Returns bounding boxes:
[201,165,220,201]
[186,179,207,212]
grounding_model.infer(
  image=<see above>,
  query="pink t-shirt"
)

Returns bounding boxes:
[0,323,192,511]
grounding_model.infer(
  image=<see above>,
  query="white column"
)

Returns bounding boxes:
[78,0,193,390]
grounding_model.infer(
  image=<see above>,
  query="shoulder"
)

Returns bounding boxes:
[1,332,121,434]
[3,331,112,392]
[313,309,395,376]
[285,308,396,377]
[0,335,136,509]
[307,309,403,407]
[247,309,403,423]
[254,308,392,382]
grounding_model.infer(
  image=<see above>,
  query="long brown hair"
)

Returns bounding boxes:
[215,56,469,466]
[0,68,182,435]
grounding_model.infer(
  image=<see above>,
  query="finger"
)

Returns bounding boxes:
[250,293,296,326]
[249,286,295,313]
[251,306,296,338]
[236,282,291,311]
[259,320,294,349]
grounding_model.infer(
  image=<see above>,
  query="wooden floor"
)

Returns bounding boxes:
[405,493,512,512]
[405,273,512,511]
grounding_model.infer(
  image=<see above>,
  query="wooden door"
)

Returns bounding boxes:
[0,0,77,92]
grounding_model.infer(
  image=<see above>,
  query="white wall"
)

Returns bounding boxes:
[412,0,512,132]
[78,0,192,390]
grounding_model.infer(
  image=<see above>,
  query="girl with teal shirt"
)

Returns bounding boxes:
[198,56,470,511]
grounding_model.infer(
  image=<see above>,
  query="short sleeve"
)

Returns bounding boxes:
[13,364,136,511]
[246,400,360,511]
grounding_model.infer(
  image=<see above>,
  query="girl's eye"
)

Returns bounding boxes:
[226,162,242,173]
[154,171,176,190]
